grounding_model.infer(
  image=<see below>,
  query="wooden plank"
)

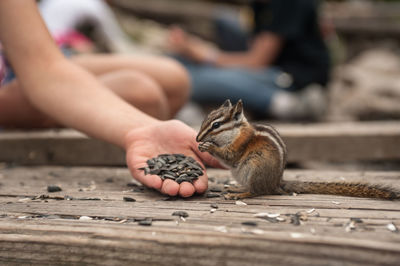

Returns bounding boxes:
[0,130,125,166]
[279,121,400,161]
[0,167,399,265]
[1,220,399,266]
[0,121,399,165]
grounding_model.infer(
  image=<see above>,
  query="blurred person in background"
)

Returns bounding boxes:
[0,0,220,197]
[39,0,135,54]
[168,0,331,120]
[1,0,192,126]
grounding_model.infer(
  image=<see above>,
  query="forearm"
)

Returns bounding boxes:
[0,0,157,147]
[214,51,263,68]
[25,60,158,147]
[212,33,282,68]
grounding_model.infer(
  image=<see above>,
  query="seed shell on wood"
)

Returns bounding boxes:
[123,197,136,202]
[47,185,62,193]
[138,218,152,226]
[172,211,189,218]
[242,221,258,226]
[210,203,219,209]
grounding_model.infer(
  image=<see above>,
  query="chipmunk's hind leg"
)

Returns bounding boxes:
[222,164,255,200]
[223,185,254,200]
[223,186,284,200]
[224,191,254,200]
[275,186,290,195]
[248,160,282,196]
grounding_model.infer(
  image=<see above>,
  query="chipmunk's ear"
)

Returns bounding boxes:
[233,99,243,120]
[221,99,232,108]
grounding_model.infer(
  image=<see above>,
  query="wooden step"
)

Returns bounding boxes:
[0,121,399,166]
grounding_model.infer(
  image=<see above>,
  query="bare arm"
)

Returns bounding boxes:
[168,27,282,68]
[0,0,221,197]
[214,33,282,68]
[0,0,156,147]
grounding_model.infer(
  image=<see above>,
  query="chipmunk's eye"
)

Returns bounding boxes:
[212,122,221,129]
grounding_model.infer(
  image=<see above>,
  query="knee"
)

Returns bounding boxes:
[158,58,191,101]
[0,81,58,128]
[108,70,171,119]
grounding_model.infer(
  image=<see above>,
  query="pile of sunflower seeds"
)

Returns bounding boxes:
[139,154,204,184]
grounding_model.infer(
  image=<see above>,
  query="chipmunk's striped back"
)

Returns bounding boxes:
[253,123,287,171]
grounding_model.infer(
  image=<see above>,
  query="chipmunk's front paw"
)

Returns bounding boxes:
[198,142,215,152]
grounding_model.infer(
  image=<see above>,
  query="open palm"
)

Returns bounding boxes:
[125,120,220,197]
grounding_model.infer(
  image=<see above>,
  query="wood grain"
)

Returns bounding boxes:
[1,121,399,165]
[0,167,399,265]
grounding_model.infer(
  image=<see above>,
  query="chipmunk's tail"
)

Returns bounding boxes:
[281,181,400,200]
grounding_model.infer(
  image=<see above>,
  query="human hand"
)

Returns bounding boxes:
[167,26,217,64]
[125,120,221,197]
[166,26,189,55]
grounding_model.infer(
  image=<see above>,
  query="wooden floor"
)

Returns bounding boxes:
[0,166,399,265]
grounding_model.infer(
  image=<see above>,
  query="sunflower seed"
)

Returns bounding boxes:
[290,214,301,226]
[123,197,136,202]
[139,154,204,184]
[172,211,189,218]
[175,177,186,184]
[144,167,150,175]
[162,174,176,180]
[242,221,258,226]
[210,203,218,209]
[138,218,152,226]
[47,185,62,193]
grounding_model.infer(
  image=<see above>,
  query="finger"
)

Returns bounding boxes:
[126,152,163,190]
[193,172,208,194]
[137,173,163,190]
[179,182,196,198]
[160,179,180,196]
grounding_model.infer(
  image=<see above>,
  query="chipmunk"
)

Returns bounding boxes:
[196,99,400,200]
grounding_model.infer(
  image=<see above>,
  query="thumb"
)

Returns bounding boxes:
[192,146,226,169]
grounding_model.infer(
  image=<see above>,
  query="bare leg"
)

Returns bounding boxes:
[98,69,170,120]
[71,54,190,116]
[0,80,58,128]
[0,69,170,128]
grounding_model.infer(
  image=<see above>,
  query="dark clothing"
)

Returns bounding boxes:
[173,0,330,117]
[252,0,330,89]
[175,14,296,116]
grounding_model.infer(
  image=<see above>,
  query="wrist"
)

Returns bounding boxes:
[203,48,219,65]
[123,118,162,149]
